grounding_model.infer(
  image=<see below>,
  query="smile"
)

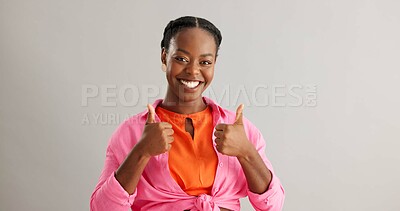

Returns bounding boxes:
[179,79,201,89]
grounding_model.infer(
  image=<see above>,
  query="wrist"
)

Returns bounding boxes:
[236,141,257,161]
[134,141,152,160]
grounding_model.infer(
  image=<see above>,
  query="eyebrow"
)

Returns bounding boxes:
[177,48,214,57]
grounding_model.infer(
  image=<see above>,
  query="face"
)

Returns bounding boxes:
[161,28,217,104]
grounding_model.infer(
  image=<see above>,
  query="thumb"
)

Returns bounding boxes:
[146,104,156,124]
[234,104,244,124]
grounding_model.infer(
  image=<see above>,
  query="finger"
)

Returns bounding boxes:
[146,104,156,124]
[215,124,227,131]
[215,143,223,153]
[166,143,172,151]
[160,122,173,129]
[167,136,174,143]
[165,128,174,136]
[234,104,244,124]
[214,130,223,138]
[214,137,221,145]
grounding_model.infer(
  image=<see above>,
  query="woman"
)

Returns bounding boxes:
[90,16,285,211]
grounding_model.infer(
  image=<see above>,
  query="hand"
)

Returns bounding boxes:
[138,104,174,157]
[214,104,253,158]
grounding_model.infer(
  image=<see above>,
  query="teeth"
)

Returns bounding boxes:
[180,79,200,88]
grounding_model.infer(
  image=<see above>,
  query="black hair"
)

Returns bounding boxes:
[161,16,222,53]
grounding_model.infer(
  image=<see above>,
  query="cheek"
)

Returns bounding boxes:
[166,64,178,78]
[167,62,183,75]
[204,68,215,82]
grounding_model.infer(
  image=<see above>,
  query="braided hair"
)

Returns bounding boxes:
[160,16,222,54]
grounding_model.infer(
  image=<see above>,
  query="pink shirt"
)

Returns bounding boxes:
[90,97,285,211]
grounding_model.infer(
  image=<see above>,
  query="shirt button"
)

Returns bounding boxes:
[214,187,219,192]
[219,162,223,167]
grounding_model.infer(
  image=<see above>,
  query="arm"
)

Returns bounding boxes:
[90,104,174,210]
[237,145,272,194]
[214,105,285,210]
[114,143,151,194]
[245,130,285,211]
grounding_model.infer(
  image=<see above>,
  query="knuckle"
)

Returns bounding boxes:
[157,123,164,129]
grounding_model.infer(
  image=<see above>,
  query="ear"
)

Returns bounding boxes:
[161,48,167,72]
[161,48,167,65]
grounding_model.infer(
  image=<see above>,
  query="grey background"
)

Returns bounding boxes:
[1,0,400,210]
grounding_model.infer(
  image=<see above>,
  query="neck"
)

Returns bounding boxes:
[161,92,207,114]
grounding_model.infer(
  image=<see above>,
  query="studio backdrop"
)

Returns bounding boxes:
[1,0,399,210]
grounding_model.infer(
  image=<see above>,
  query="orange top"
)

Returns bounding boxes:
[156,106,218,196]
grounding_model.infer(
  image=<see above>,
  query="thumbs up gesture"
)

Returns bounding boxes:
[138,104,174,157]
[214,104,252,157]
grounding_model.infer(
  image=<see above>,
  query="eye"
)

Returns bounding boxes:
[175,57,188,63]
[200,60,212,65]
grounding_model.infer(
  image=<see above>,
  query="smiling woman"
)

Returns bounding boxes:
[90,16,285,211]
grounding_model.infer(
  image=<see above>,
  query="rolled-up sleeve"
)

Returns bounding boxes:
[247,171,285,211]
[90,146,136,211]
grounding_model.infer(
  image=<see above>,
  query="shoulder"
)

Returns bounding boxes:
[108,99,164,147]
[106,108,148,156]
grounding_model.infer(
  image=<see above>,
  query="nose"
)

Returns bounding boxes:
[185,61,201,75]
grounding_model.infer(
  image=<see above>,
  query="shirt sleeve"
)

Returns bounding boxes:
[90,145,137,211]
[245,122,285,211]
[247,171,285,211]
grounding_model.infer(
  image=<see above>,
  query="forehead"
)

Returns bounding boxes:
[169,28,217,55]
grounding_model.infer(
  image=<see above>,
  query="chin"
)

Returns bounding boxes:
[175,91,203,103]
